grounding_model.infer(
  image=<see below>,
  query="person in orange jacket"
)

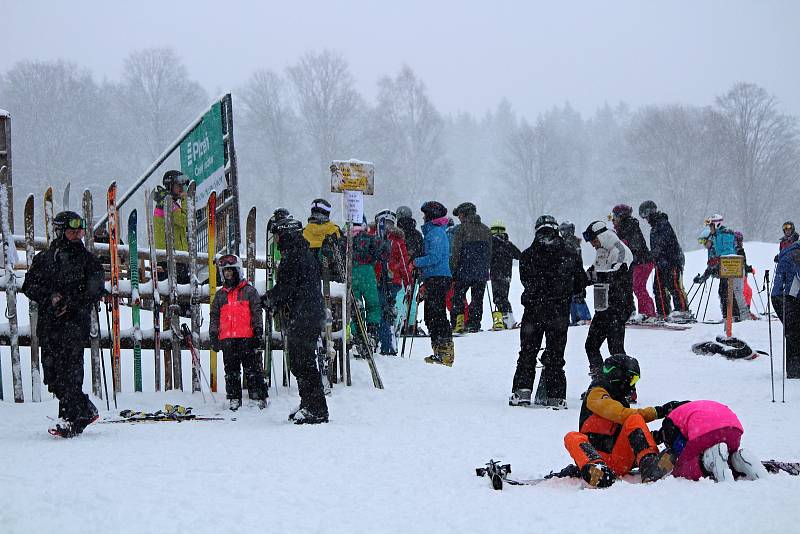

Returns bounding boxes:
[563,354,683,487]
[209,254,268,411]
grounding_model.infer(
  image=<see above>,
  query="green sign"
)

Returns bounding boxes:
[180,102,225,204]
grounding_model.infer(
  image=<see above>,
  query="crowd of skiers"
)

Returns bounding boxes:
[24,169,799,467]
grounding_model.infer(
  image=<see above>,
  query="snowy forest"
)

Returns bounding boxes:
[1,47,798,246]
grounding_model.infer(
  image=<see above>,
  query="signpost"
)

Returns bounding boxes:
[720,255,745,338]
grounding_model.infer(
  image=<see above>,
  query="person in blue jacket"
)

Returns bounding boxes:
[772,240,800,378]
[412,201,455,366]
[695,214,749,321]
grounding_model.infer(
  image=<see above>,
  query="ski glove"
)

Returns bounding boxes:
[655,400,689,419]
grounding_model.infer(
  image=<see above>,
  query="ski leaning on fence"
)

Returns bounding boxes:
[144,188,162,392]
[107,182,122,393]
[207,191,218,392]
[24,194,42,402]
[187,181,201,394]
[0,166,24,402]
[82,190,103,398]
[128,210,143,392]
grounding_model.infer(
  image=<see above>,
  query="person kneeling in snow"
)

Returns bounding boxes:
[209,254,268,411]
[656,400,767,482]
[563,354,681,487]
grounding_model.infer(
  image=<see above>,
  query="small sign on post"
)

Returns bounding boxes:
[719,255,745,337]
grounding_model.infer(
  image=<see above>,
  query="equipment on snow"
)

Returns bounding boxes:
[691,335,765,361]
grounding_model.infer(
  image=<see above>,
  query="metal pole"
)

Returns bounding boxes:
[765,270,775,402]
[702,277,715,322]
[751,271,767,316]
[782,290,786,403]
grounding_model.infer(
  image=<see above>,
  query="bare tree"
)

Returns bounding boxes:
[287,50,363,182]
[112,48,208,170]
[714,82,800,239]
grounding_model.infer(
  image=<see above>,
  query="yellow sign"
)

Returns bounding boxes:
[330,160,374,195]
[719,255,744,278]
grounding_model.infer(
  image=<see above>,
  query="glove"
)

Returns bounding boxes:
[651,429,664,445]
[586,266,597,284]
[51,293,69,317]
[655,400,689,419]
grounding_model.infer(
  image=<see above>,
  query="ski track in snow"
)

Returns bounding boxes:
[0,243,797,533]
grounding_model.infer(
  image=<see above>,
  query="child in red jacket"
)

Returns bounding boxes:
[374,210,412,355]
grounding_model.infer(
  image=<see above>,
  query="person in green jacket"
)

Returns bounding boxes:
[348,220,390,352]
[153,170,190,283]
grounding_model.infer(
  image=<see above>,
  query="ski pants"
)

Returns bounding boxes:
[422,276,453,347]
[512,301,570,399]
[221,338,268,401]
[352,263,381,325]
[719,278,749,320]
[378,283,401,353]
[585,309,627,371]
[41,330,97,426]
[672,427,742,481]
[564,414,659,476]
[491,277,513,314]
[452,279,486,330]
[570,296,592,324]
[632,262,656,317]
[653,265,688,315]
[773,295,800,378]
[287,328,329,417]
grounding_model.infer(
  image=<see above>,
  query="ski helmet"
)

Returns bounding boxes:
[638,200,658,220]
[452,202,477,218]
[611,204,632,219]
[217,253,244,279]
[310,198,332,216]
[266,208,291,234]
[704,214,724,226]
[602,354,641,394]
[535,215,559,233]
[559,220,575,237]
[420,201,447,222]
[53,211,86,239]
[271,217,303,236]
[396,205,413,220]
[582,221,608,243]
[375,209,397,226]
[783,221,795,234]
[490,220,506,235]
[162,170,189,189]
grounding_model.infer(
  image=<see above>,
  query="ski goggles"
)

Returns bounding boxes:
[66,218,87,230]
[784,224,795,232]
[217,254,239,267]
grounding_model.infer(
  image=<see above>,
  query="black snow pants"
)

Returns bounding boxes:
[585,309,627,371]
[221,338,268,400]
[423,276,453,347]
[512,301,570,399]
[452,279,486,329]
[773,295,800,378]
[491,276,513,314]
[653,265,688,315]
[41,327,97,428]
[287,328,329,417]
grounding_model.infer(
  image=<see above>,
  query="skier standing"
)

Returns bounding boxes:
[582,221,634,377]
[509,216,588,409]
[695,215,749,321]
[395,205,424,336]
[560,220,592,325]
[22,212,105,437]
[638,201,690,320]
[771,238,800,378]
[263,218,329,424]
[489,221,522,329]
[610,204,656,321]
[450,202,492,333]
[412,201,455,366]
[154,170,190,283]
[209,254,268,411]
[563,354,680,487]
[349,219,388,352]
[374,210,412,355]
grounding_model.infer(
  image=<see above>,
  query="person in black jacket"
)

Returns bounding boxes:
[509,216,588,409]
[396,205,424,260]
[611,204,656,321]
[263,218,328,424]
[489,221,521,328]
[21,211,105,438]
[450,202,492,333]
[639,201,690,319]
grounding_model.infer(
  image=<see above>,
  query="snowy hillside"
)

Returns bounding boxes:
[0,242,797,534]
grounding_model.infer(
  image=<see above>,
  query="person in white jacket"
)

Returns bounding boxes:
[582,221,634,378]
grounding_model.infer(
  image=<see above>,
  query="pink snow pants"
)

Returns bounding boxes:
[672,427,743,481]
[632,262,656,318]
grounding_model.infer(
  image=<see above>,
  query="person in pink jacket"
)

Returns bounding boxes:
[658,400,767,482]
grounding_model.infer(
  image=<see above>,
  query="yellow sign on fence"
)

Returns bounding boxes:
[719,255,744,278]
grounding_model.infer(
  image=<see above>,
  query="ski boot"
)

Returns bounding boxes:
[256,398,268,410]
[288,405,302,421]
[543,398,568,410]
[702,443,733,482]
[491,311,505,331]
[424,339,455,367]
[48,421,78,438]
[639,450,674,482]
[229,398,241,412]
[580,461,616,488]
[292,407,329,425]
[729,448,767,480]
[503,312,516,330]
[508,389,532,407]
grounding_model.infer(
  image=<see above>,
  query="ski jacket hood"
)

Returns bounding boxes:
[665,400,743,442]
[593,229,633,273]
[303,220,341,249]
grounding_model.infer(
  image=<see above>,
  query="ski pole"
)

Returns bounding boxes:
[692,278,707,318]
[702,277,715,322]
[400,275,417,357]
[765,270,775,402]
[408,287,422,359]
[97,303,110,411]
[103,300,118,409]
[751,271,767,316]
[654,268,668,319]
[782,290,786,403]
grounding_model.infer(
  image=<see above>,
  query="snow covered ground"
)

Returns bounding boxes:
[0,242,798,534]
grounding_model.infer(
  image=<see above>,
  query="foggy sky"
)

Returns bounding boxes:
[4,0,799,118]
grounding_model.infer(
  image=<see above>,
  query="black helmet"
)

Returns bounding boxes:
[270,217,303,236]
[602,354,641,394]
[559,220,575,237]
[453,202,476,217]
[53,211,86,238]
[163,170,189,189]
[582,221,608,243]
[535,215,559,233]
[638,200,658,219]
[420,201,447,222]
[267,208,291,234]
[396,205,413,220]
